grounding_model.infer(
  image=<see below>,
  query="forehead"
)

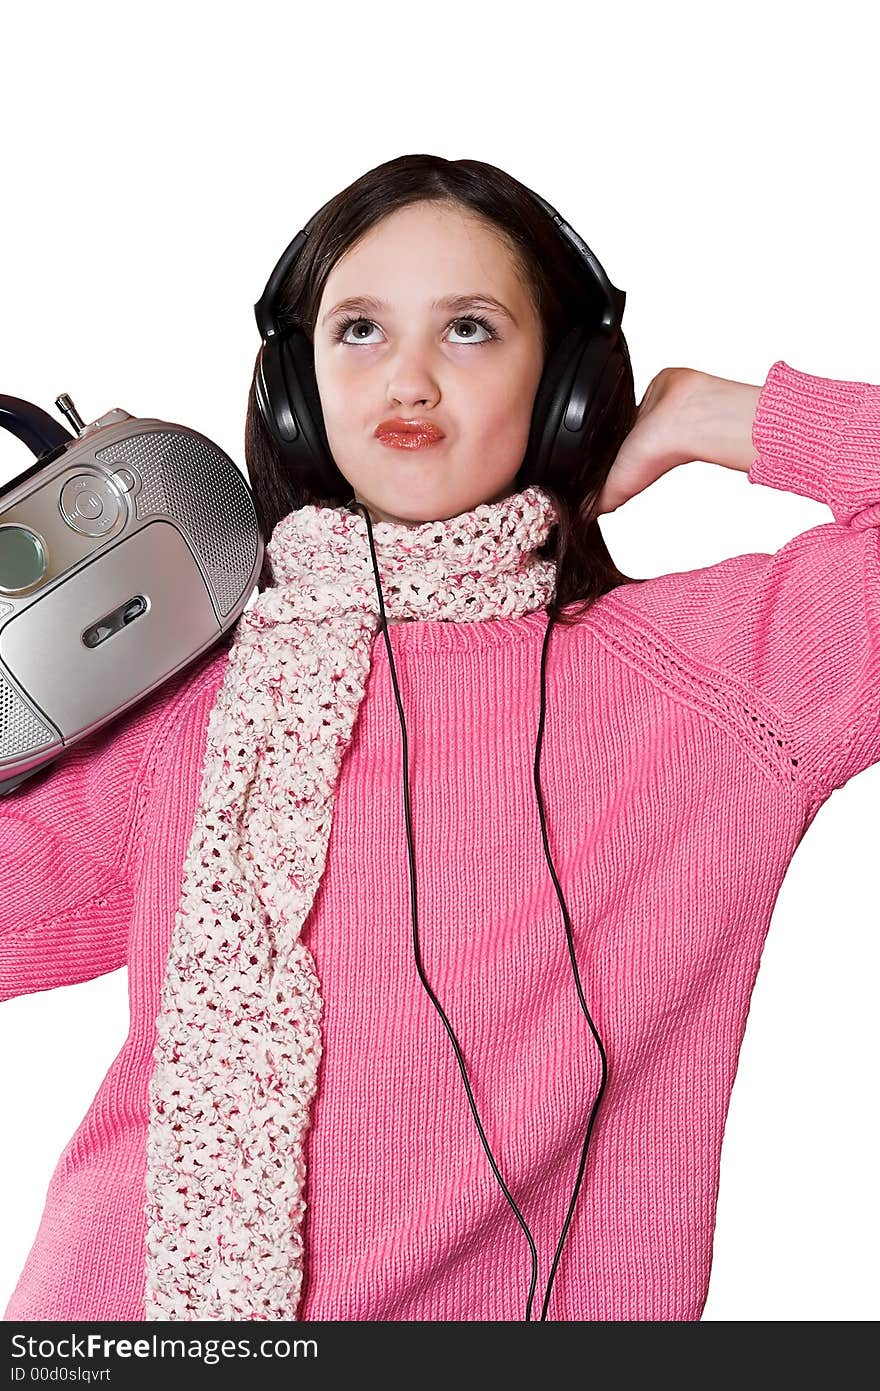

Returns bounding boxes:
[319,202,527,308]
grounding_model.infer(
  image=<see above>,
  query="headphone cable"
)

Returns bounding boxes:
[354,498,610,1321]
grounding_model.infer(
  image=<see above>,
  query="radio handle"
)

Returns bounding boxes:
[0,394,74,459]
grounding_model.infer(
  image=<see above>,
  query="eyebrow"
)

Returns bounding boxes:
[321,292,517,327]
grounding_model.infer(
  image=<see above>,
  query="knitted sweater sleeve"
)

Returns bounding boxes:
[701,358,880,808]
[0,654,216,1003]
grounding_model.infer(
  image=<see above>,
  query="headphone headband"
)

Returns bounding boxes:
[253,196,335,341]
[254,187,624,341]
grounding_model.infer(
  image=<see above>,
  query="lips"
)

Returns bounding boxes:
[374,417,445,444]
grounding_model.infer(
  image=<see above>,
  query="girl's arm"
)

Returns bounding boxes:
[0,655,215,1003]
[721,359,880,807]
[610,359,880,813]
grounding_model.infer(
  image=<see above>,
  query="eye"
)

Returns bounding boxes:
[447,315,497,344]
[331,314,499,346]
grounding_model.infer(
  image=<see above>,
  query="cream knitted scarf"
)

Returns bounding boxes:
[142,482,561,1320]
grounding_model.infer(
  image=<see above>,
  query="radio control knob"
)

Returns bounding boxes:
[59,473,124,537]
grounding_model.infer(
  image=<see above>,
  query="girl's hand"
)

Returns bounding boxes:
[594,367,764,515]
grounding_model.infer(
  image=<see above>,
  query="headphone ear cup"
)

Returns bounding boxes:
[525,322,629,487]
[523,323,590,484]
[282,328,336,472]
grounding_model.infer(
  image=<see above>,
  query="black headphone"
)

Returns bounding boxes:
[253,181,625,1321]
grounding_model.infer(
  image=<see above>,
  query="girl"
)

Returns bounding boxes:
[3,152,878,1322]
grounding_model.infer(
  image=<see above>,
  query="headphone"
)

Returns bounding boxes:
[253,180,627,1321]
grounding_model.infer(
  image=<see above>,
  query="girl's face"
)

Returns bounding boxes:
[312,200,546,527]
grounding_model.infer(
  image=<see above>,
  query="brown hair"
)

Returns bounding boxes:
[244,153,644,627]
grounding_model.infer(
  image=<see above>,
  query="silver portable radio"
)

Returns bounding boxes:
[0,391,264,797]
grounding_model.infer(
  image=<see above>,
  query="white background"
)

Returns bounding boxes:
[1,0,877,1322]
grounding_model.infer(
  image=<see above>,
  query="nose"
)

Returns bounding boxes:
[385,340,441,411]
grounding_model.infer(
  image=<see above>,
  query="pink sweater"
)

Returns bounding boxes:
[3,358,879,1322]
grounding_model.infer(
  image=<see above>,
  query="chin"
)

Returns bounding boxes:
[355,494,452,527]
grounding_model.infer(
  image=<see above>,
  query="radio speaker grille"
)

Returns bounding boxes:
[0,668,56,757]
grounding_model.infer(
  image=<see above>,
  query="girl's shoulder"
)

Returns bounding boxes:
[593,550,772,650]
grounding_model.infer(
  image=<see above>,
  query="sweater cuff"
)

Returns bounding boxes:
[747,359,880,526]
